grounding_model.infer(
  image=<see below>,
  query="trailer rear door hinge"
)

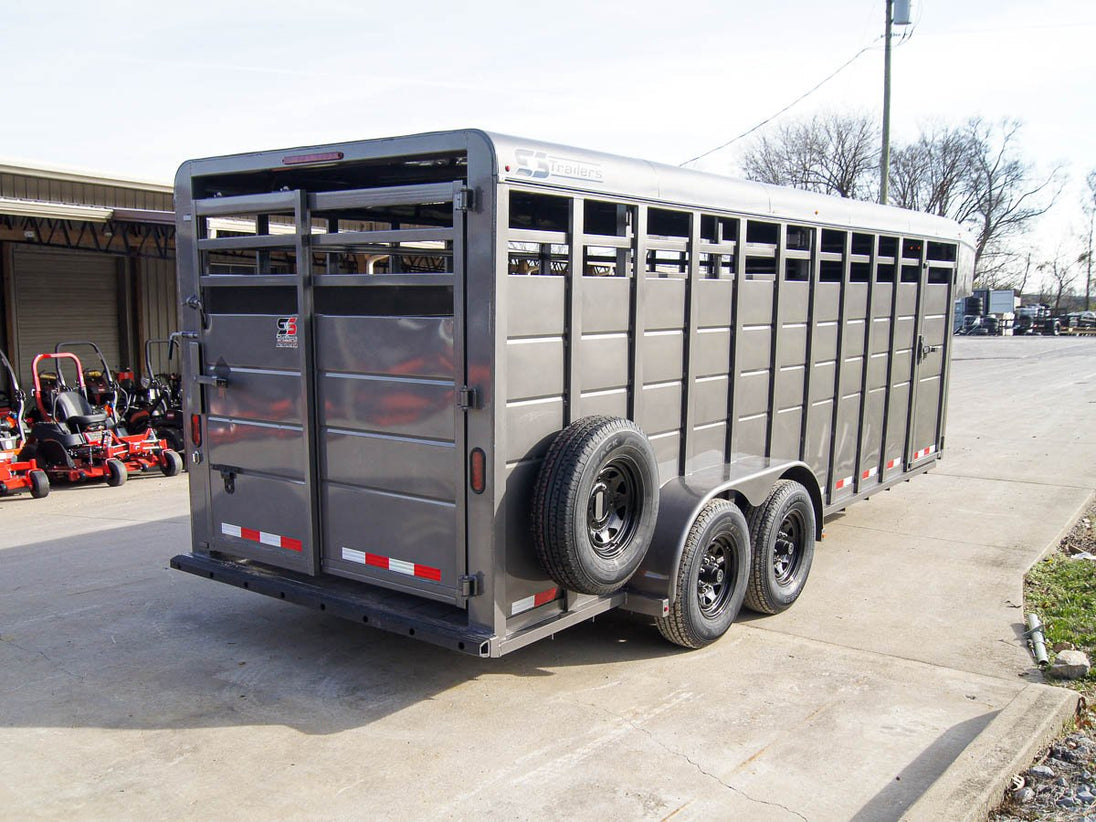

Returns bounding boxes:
[459,574,482,597]
[457,386,478,411]
[454,186,476,212]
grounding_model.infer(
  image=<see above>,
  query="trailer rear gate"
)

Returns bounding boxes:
[173,130,963,656]
[191,182,470,604]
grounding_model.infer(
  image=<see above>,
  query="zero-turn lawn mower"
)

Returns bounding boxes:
[0,348,49,499]
[124,335,185,455]
[55,340,184,478]
[25,347,182,487]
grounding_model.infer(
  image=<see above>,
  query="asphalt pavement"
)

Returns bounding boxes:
[1,336,1093,820]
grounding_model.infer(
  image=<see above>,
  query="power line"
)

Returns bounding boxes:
[679,35,884,168]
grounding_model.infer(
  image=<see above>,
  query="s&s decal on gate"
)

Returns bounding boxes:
[513,149,604,184]
[276,315,298,349]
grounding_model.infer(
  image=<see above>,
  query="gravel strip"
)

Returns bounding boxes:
[992,501,1096,822]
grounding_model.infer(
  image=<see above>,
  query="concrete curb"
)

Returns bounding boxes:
[1030,488,1096,568]
[901,683,1080,822]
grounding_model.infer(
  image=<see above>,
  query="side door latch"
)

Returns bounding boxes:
[457,386,478,411]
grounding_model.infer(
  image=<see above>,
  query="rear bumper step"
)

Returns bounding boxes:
[171,553,493,657]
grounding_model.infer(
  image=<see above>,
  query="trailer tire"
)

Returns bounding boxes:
[160,449,183,477]
[106,458,128,487]
[29,469,50,499]
[656,499,750,649]
[533,416,659,596]
[745,480,815,614]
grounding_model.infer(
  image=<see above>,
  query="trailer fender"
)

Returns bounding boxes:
[626,458,822,606]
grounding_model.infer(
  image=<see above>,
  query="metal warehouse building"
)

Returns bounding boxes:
[0,162,179,383]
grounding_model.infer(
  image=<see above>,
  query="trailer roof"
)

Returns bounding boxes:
[177,128,970,246]
[482,130,968,244]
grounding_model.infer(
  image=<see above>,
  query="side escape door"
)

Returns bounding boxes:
[191,181,470,605]
[907,247,954,468]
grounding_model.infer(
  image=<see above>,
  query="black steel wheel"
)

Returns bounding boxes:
[106,458,128,487]
[160,449,183,477]
[587,458,642,560]
[29,469,50,499]
[533,416,659,596]
[745,480,816,614]
[656,499,750,649]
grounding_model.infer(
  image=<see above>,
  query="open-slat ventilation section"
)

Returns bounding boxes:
[196,180,464,281]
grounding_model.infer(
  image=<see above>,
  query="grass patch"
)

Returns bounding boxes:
[1025,535,1096,694]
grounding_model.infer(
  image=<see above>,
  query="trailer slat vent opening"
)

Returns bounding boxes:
[586,245,634,277]
[927,241,957,263]
[509,191,570,232]
[820,229,846,255]
[851,233,874,256]
[699,215,738,280]
[927,267,951,285]
[786,225,813,252]
[508,242,569,276]
[508,192,569,276]
[851,262,871,283]
[206,286,297,315]
[784,260,810,281]
[646,208,690,279]
[820,260,843,282]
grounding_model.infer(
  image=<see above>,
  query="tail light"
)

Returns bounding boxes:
[191,414,203,447]
[469,448,486,494]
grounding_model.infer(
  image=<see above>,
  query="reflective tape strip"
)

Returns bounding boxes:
[341,546,441,582]
[913,445,937,460]
[835,476,853,490]
[886,457,900,470]
[221,521,302,552]
[511,587,559,616]
[861,467,877,481]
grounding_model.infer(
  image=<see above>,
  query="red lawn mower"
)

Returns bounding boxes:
[26,345,182,487]
[0,349,49,499]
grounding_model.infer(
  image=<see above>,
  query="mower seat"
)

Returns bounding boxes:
[54,391,109,430]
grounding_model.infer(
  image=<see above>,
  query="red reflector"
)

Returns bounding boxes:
[191,414,202,447]
[282,150,344,166]
[470,448,486,494]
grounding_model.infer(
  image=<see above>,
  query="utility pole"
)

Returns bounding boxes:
[880,0,894,205]
[880,0,912,205]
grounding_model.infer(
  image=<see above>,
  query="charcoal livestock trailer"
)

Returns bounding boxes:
[171,130,970,656]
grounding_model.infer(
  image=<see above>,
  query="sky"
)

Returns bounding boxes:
[2,0,1094,278]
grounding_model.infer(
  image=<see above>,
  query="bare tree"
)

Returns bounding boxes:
[972,247,1031,293]
[1038,252,1077,314]
[740,111,879,200]
[889,123,979,220]
[965,118,1064,276]
[1082,169,1096,310]
[740,114,1062,288]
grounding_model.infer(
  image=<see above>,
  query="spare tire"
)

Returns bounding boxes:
[533,416,660,595]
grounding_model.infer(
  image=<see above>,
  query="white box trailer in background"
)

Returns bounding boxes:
[171,130,970,656]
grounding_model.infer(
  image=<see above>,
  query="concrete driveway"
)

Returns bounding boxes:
[2,336,1093,820]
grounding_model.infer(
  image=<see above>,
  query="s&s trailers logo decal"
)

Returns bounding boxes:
[276,315,298,349]
[513,149,604,184]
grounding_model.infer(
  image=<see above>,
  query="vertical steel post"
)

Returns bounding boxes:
[880,0,894,205]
